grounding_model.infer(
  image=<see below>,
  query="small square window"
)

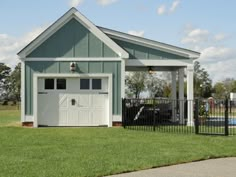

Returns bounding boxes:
[80,79,90,90]
[45,79,54,90]
[57,79,66,90]
[92,79,101,90]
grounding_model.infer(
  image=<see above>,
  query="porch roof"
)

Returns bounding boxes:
[99,26,200,60]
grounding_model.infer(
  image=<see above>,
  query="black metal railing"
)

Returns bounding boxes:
[122,98,236,136]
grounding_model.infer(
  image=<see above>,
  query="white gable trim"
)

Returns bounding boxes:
[18,8,129,59]
[99,27,200,59]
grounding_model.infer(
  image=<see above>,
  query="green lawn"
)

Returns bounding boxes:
[0,110,236,177]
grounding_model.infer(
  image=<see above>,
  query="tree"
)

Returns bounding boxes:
[213,82,226,99]
[146,74,166,98]
[0,63,11,100]
[194,61,212,98]
[231,80,236,92]
[163,83,171,98]
[6,63,21,102]
[125,72,148,98]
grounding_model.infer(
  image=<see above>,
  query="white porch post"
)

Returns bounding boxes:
[187,64,194,126]
[171,71,177,122]
[178,68,185,124]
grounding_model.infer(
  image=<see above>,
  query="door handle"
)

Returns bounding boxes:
[71,99,76,106]
[38,92,48,94]
[99,92,108,94]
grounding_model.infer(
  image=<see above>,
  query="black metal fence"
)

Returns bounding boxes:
[122,98,236,136]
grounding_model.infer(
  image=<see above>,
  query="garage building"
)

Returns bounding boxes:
[18,8,200,127]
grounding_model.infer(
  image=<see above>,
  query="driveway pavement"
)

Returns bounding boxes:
[108,157,236,177]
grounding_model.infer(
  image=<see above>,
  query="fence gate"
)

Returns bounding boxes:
[194,99,229,136]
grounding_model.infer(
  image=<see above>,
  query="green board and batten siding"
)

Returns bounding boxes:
[112,38,189,60]
[25,61,121,116]
[27,18,118,58]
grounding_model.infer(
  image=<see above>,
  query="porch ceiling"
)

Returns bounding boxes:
[125,59,192,72]
[125,66,182,72]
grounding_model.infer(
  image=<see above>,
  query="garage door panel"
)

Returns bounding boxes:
[38,77,109,127]
[38,94,59,126]
[91,95,105,109]
[78,110,90,125]
[91,110,104,125]
[68,110,79,125]
[59,94,68,108]
[59,110,68,125]
[79,95,90,107]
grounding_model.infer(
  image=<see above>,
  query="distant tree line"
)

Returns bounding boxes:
[0,62,21,104]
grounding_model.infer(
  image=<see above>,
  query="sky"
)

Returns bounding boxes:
[0,0,235,84]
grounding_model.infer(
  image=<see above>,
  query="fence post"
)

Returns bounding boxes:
[194,99,199,134]
[225,98,229,136]
[122,98,126,128]
[153,98,156,131]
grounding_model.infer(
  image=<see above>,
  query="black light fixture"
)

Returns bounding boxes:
[70,62,76,72]
[148,66,154,74]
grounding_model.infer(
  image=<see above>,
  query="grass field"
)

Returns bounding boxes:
[0,110,236,177]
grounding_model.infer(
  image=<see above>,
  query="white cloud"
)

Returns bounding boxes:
[0,26,47,67]
[157,5,166,15]
[181,28,209,44]
[203,59,236,83]
[214,33,227,41]
[68,0,83,7]
[128,30,144,37]
[200,46,234,62]
[181,25,236,83]
[170,0,180,12]
[157,0,180,15]
[96,0,118,6]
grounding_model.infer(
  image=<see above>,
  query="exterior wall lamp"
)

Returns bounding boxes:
[70,62,76,72]
[148,66,154,74]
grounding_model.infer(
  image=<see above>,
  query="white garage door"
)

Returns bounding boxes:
[37,77,109,126]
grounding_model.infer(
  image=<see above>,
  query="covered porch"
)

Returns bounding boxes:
[102,26,200,126]
[125,60,194,126]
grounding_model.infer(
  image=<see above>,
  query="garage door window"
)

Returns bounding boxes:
[45,79,54,90]
[80,79,90,90]
[92,79,101,90]
[57,79,66,90]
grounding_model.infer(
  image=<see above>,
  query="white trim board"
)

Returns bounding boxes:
[18,8,129,59]
[33,73,113,127]
[126,59,193,67]
[23,57,122,61]
[99,27,200,59]
[21,60,25,122]
[112,115,122,122]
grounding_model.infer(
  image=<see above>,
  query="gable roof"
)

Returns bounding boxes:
[99,26,200,59]
[18,8,129,59]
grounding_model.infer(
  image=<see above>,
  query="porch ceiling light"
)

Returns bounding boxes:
[148,66,154,74]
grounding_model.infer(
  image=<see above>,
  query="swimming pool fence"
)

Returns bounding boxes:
[122,98,236,136]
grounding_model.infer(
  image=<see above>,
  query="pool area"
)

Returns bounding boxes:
[206,118,236,126]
